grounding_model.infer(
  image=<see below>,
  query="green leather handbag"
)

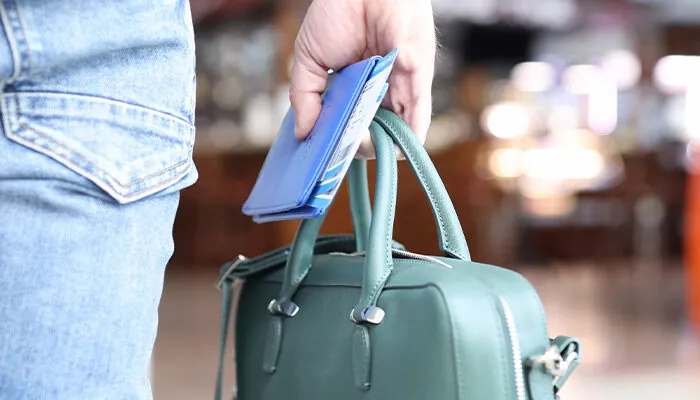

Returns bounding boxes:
[215,109,582,400]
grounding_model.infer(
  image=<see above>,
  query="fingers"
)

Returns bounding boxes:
[289,36,330,140]
[377,3,435,145]
[354,128,406,161]
[355,128,375,159]
[288,0,364,140]
[403,90,432,145]
[289,0,435,144]
[382,67,433,145]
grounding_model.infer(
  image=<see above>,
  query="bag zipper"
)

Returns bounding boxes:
[390,249,453,269]
[329,249,453,269]
[500,297,527,400]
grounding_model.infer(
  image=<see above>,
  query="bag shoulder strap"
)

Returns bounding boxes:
[215,282,235,400]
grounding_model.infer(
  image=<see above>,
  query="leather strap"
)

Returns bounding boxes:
[526,335,582,398]
[372,108,470,261]
[350,121,397,323]
[277,215,326,306]
[259,117,398,377]
[552,335,582,394]
[348,159,371,252]
[215,282,234,400]
[271,160,369,312]
[261,216,327,375]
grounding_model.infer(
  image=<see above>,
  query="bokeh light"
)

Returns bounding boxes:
[480,102,532,139]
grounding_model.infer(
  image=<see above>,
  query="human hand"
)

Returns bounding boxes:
[290,0,436,155]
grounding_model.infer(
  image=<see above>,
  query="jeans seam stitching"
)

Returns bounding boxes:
[10,95,191,198]
[0,1,21,81]
[8,90,194,128]
[10,0,29,75]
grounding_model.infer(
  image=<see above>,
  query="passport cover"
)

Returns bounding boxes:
[242,49,398,222]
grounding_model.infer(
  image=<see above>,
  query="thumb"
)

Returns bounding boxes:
[289,43,329,140]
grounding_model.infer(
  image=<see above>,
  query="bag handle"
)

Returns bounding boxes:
[345,111,470,261]
[270,109,470,321]
[335,108,472,259]
[266,126,397,318]
[371,108,470,261]
[260,121,398,379]
[349,120,398,323]
[347,159,371,252]
[258,109,471,378]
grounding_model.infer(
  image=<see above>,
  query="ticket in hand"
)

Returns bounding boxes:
[242,49,398,223]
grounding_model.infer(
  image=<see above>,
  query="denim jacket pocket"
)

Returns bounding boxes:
[1,92,196,204]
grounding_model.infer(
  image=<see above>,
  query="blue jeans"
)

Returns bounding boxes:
[0,1,197,398]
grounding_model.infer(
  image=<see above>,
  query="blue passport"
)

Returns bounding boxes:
[242,49,398,222]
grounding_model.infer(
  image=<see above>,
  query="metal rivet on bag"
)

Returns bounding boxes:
[350,306,385,325]
[267,299,299,317]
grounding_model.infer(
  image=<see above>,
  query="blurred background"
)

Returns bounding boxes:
[153,0,700,398]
